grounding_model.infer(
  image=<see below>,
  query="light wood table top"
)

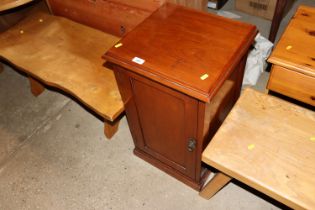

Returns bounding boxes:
[0,6,124,121]
[268,5,315,78]
[202,88,315,209]
[0,0,34,12]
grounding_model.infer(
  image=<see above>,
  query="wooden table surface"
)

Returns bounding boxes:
[268,5,315,78]
[202,88,315,209]
[0,6,124,122]
[0,0,34,12]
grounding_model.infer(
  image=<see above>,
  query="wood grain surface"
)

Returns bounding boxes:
[46,0,207,37]
[0,6,124,121]
[268,65,315,106]
[46,0,162,36]
[268,5,315,77]
[0,0,33,12]
[202,88,315,210]
[104,3,257,103]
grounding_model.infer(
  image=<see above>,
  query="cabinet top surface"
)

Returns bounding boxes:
[104,3,257,102]
[268,5,315,77]
[202,88,315,210]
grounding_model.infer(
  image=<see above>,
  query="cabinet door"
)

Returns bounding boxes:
[114,67,198,179]
[132,77,198,178]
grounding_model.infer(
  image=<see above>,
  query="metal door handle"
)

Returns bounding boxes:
[187,138,196,152]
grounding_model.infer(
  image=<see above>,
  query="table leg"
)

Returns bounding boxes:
[44,0,53,14]
[269,0,288,42]
[199,172,232,199]
[104,119,120,139]
[28,76,45,96]
[0,63,4,73]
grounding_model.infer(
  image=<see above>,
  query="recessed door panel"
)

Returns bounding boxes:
[131,77,198,178]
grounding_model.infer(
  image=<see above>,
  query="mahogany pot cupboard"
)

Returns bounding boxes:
[104,3,257,190]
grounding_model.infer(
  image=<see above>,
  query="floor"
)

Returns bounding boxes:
[0,0,314,209]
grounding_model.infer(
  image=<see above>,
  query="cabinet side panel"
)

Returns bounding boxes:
[201,55,247,156]
[113,67,145,148]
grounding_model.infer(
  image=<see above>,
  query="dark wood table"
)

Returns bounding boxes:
[104,3,257,190]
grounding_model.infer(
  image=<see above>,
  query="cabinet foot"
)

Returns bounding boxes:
[104,119,120,139]
[199,172,232,199]
[28,77,45,96]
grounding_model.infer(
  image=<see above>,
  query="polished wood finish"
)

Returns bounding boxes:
[0,5,124,138]
[0,0,34,12]
[201,88,315,209]
[199,172,231,199]
[105,4,257,103]
[268,5,315,106]
[104,3,257,189]
[268,65,315,106]
[28,77,45,97]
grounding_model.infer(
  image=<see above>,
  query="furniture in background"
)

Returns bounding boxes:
[235,0,288,42]
[46,0,207,37]
[0,0,36,32]
[208,0,229,9]
[267,5,315,107]
[0,0,212,137]
[0,0,34,12]
[0,1,124,138]
[0,0,209,136]
[104,3,257,190]
[269,0,287,42]
[0,0,287,44]
[199,88,315,209]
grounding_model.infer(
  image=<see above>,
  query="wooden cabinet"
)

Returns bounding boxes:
[104,3,257,190]
[268,6,315,107]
